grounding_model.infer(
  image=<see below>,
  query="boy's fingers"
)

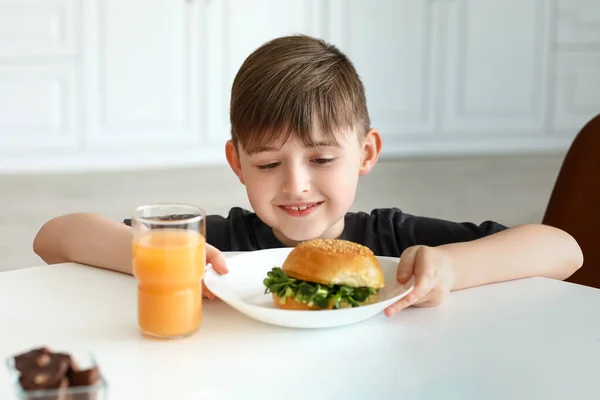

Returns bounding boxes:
[410,264,435,301]
[206,244,228,275]
[410,247,438,299]
[202,281,215,300]
[384,291,418,316]
[387,246,437,317]
[396,246,419,284]
[385,247,419,316]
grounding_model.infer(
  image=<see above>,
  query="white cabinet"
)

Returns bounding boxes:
[0,0,79,151]
[81,0,200,147]
[443,0,550,135]
[556,0,600,47]
[0,64,78,150]
[1,0,600,173]
[553,53,600,132]
[328,0,438,138]
[0,0,78,58]
[553,0,600,133]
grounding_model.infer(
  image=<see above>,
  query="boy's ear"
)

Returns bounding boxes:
[359,128,382,176]
[225,140,245,185]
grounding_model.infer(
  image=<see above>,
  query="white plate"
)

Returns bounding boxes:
[204,247,415,329]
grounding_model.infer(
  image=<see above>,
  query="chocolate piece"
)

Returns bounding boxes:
[18,353,71,391]
[66,357,80,375]
[20,378,69,400]
[68,366,100,387]
[14,347,51,372]
[20,371,61,391]
[12,347,101,400]
[67,363,100,400]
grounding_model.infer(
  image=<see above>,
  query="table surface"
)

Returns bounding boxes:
[1,254,600,400]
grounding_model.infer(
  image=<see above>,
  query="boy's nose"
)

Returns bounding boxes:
[282,168,310,196]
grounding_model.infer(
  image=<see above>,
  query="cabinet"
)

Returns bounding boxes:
[1,0,599,173]
[0,0,78,151]
[328,0,438,138]
[553,0,600,132]
[81,0,198,148]
[443,0,550,134]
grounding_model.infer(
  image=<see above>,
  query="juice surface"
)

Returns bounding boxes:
[132,228,206,337]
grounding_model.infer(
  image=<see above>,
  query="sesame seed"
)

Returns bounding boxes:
[298,238,374,257]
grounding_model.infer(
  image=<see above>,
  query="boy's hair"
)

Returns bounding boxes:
[230,35,370,153]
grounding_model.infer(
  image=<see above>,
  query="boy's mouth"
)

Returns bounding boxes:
[277,202,323,216]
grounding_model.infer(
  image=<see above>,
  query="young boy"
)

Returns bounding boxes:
[33,35,583,317]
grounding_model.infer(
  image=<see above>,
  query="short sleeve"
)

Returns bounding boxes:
[392,209,508,250]
[342,208,508,257]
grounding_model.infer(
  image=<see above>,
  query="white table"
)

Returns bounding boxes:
[1,255,600,400]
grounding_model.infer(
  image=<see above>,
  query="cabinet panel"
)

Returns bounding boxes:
[83,0,199,147]
[327,0,438,138]
[443,0,550,134]
[0,65,77,149]
[557,0,600,47]
[553,53,600,134]
[0,0,78,58]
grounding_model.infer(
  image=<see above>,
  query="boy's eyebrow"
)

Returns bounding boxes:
[248,141,340,154]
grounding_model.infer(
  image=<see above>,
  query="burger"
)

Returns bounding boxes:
[263,238,385,310]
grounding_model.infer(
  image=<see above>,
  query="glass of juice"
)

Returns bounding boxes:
[131,204,206,339]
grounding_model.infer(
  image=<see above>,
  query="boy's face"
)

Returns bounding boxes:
[226,127,381,246]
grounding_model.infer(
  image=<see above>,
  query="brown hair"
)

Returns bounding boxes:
[230,35,370,153]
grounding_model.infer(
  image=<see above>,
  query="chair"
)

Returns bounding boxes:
[543,113,600,288]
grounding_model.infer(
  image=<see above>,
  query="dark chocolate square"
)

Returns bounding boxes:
[14,347,51,372]
[18,353,71,391]
[68,366,100,387]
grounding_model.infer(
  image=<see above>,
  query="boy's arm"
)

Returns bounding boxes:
[444,223,583,290]
[33,213,133,275]
[33,213,230,278]
[387,223,584,316]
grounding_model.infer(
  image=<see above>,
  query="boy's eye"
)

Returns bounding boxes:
[257,162,280,170]
[313,158,335,165]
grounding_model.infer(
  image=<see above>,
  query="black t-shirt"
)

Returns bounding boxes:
[124,207,507,258]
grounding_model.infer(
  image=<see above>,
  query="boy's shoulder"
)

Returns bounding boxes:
[205,207,282,252]
[342,207,508,257]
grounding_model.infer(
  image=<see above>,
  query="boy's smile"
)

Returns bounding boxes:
[277,201,323,217]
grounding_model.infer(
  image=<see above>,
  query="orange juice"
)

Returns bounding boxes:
[132,228,205,338]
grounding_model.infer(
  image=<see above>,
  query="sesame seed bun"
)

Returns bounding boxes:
[281,238,385,289]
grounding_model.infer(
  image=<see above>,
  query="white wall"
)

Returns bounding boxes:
[0,0,599,174]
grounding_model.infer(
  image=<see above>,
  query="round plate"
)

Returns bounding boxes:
[204,248,415,329]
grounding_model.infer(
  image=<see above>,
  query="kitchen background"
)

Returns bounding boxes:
[1,0,599,270]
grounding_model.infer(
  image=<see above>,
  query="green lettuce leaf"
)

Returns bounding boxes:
[263,267,378,309]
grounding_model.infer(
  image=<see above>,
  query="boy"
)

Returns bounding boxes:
[33,35,583,317]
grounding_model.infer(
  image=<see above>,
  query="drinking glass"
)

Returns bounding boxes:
[131,204,206,339]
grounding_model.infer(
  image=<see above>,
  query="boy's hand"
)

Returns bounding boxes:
[384,245,455,317]
[202,243,229,300]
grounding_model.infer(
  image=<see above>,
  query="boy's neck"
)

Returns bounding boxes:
[272,218,345,247]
